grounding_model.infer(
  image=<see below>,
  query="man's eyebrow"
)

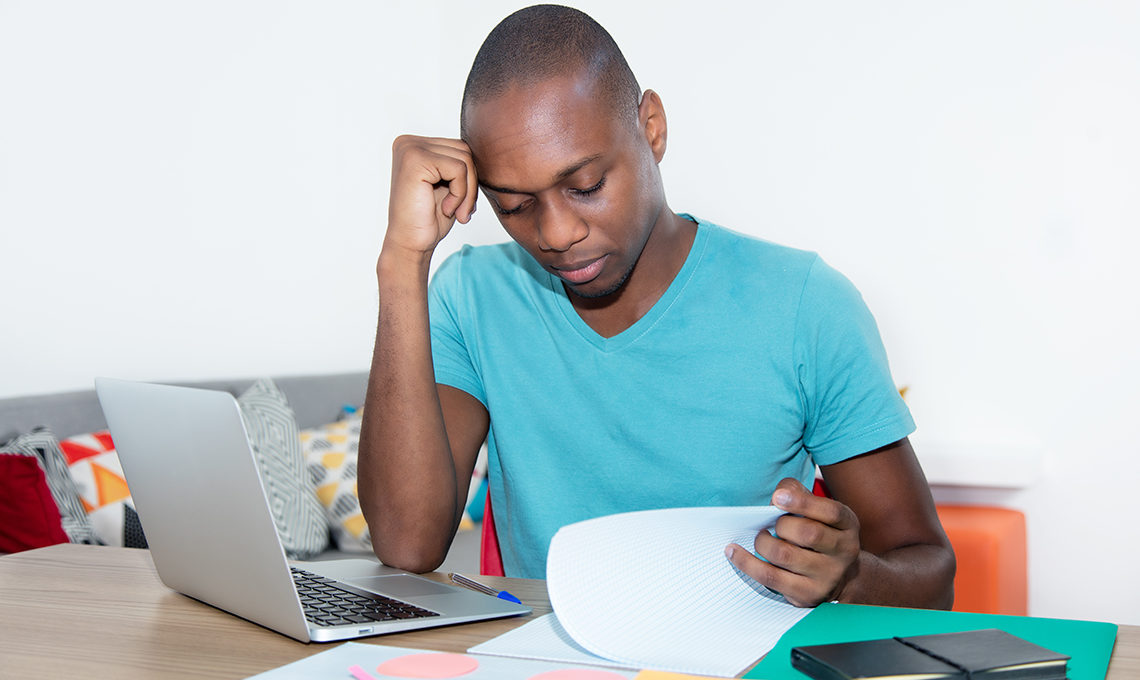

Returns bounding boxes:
[479,154,604,194]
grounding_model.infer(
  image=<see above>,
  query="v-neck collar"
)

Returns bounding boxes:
[547,215,710,352]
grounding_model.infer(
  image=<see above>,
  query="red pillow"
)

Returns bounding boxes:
[0,453,69,552]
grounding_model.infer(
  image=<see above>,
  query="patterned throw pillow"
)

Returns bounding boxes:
[301,414,371,552]
[59,431,147,548]
[301,411,488,554]
[1,428,99,545]
[238,378,330,559]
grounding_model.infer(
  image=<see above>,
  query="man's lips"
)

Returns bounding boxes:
[551,255,608,284]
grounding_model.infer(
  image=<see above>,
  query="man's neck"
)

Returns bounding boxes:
[568,211,698,338]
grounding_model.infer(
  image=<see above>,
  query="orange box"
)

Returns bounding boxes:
[936,505,1027,615]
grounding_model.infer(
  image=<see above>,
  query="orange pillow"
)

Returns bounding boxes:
[60,431,146,548]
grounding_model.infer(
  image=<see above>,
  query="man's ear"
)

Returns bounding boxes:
[638,89,668,163]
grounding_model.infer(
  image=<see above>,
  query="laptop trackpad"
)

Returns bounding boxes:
[349,575,459,599]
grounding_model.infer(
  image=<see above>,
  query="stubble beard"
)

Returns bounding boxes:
[565,258,636,300]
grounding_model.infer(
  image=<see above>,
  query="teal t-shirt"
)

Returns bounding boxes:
[428,217,914,578]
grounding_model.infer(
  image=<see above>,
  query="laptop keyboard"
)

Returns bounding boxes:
[291,567,440,627]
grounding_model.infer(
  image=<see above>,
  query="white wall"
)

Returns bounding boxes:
[2,1,1137,624]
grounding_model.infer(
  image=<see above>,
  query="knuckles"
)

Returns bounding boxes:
[820,500,853,529]
[774,515,826,551]
[391,134,421,160]
[763,537,798,568]
[734,538,847,609]
[741,513,861,608]
[797,520,828,549]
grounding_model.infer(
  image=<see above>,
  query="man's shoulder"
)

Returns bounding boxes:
[688,215,821,276]
[432,240,539,285]
[441,240,528,266]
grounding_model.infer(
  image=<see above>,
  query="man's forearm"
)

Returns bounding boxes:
[838,543,956,609]
[357,249,461,572]
[817,441,957,610]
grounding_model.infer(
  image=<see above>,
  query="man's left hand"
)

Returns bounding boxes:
[724,478,861,607]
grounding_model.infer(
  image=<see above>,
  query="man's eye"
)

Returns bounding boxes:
[572,177,606,197]
[496,201,527,216]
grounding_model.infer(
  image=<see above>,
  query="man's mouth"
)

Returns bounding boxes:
[552,255,608,285]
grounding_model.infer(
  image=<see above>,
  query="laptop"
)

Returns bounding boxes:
[94,377,529,643]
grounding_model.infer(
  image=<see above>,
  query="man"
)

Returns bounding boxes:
[358,4,954,609]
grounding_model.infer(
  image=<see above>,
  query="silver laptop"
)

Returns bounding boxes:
[94,377,529,643]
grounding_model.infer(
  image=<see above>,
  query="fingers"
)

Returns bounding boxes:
[758,516,841,562]
[723,479,863,607]
[387,135,479,254]
[771,478,857,534]
[444,139,479,223]
[403,138,476,219]
[417,137,478,223]
[725,542,830,608]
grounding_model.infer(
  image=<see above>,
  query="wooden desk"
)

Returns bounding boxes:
[0,544,548,679]
[1,545,1137,679]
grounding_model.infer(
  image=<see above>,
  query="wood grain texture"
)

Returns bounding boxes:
[0,544,548,679]
[0,544,1134,679]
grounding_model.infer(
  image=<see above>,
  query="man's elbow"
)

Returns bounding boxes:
[933,541,957,610]
[370,534,450,574]
[365,508,456,574]
[357,483,455,573]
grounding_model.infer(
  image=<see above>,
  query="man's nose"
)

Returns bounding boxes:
[536,202,588,252]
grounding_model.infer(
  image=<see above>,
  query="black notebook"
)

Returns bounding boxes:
[791,628,1070,680]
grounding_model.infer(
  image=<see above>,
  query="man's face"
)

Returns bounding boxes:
[463,75,666,300]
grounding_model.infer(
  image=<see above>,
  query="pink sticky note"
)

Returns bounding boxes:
[375,652,480,678]
[348,664,378,680]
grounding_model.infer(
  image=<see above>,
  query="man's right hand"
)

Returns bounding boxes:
[360,135,489,573]
[385,135,479,257]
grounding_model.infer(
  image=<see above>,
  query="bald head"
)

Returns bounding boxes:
[460,4,641,139]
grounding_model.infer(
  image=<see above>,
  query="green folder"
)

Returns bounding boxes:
[744,603,1117,680]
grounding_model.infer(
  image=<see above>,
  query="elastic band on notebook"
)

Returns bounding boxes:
[893,636,974,680]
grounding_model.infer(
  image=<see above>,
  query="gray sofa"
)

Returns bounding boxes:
[0,372,370,442]
[0,371,481,571]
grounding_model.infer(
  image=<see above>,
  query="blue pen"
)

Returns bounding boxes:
[448,572,523,604]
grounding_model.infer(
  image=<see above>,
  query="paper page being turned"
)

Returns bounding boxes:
[544,506,812,677]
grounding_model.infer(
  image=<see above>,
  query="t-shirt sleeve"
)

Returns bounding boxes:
[794,256,915,465]
[427,248,488,406]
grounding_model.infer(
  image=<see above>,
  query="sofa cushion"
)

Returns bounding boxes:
[301,410,488,554]
[0,451,70,552]
[1,428,99,545]
[301,413,371,552]
[238,378,330,559]
[59,431,147,548]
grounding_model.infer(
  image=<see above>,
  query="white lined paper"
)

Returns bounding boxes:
[470,506,813,677]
